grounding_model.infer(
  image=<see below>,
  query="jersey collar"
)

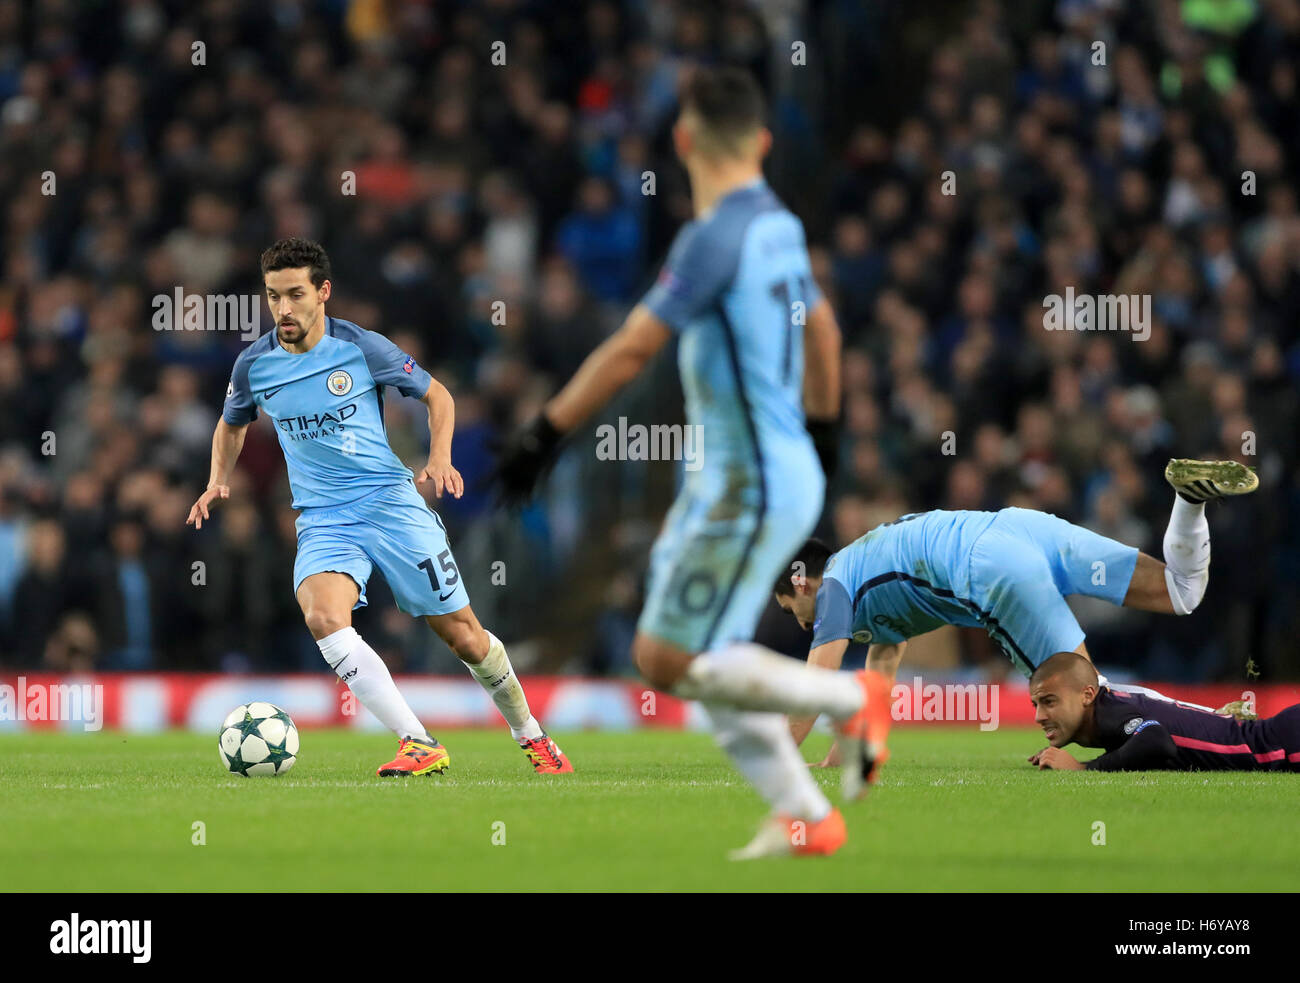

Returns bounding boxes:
[697,176,767,221]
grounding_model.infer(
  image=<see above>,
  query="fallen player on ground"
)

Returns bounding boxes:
[1027,651,1298,771]
[773,458,1257,764]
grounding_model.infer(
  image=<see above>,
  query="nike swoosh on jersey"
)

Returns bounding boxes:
[263,386,284,399]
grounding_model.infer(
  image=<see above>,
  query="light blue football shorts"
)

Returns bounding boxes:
[966,506,1139,674]
[638,457,824,654]
[293,479,469,617]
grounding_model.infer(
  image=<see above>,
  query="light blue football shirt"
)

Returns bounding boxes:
[810,511,1000,648]
[222,317,433,509]
[641,178,823,484]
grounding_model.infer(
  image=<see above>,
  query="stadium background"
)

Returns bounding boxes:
[1,0,1297,694]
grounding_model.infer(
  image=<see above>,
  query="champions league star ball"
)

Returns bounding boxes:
[218,702,299,777]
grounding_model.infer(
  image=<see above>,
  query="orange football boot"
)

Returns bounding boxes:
[836,669,894,800]
[519,732,573,773]
[789,807,847,856]
[376,736,450,777]
[729,808,848,860]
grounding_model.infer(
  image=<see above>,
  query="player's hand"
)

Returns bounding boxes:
[489,413,564,506]
[1028,747,1047,766]
[186,485,229,529]
[808,740,843,768]
[417,459,464,499]
[806,416,840,481]
[1035,746,1083,770]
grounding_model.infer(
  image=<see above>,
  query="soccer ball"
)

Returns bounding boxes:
[218,702,299,777]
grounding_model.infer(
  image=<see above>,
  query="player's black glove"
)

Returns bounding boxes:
[491,412,564,506]
[807,415,840,481]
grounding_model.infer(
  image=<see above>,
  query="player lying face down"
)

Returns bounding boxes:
[1025,653,1109,770]
[1029,652,1300,772]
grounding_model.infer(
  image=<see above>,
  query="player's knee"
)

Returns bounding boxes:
[303,607,350,640]
[633,641,690,690]
[632,644,661,686]
[448,626,487,662]
[428,616,487,662]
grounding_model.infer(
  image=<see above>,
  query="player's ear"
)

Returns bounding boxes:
[756,127,772,160]
[318,279,332,302]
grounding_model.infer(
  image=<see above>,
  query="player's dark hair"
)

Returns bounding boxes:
[773,539,834,597]
[260,236,331,288]
[680,66,767,148]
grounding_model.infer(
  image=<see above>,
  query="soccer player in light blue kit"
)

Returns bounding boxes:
[493,68,892,859]
[773,459,1259,757]
[186,237,573,777]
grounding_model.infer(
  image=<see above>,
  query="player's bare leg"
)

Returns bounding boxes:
[817,643,906,769]
[425,605,571,773]
[297,572,449,776]
[630,633,694,690]
[1119,553,1177,614]
[297,571,363,642]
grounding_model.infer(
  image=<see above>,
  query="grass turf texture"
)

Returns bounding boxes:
[2,727,1295,892]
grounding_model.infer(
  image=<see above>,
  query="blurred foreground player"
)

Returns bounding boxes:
[187,237,572,776]
[1029,652,1300,771]
[492,67,891,859]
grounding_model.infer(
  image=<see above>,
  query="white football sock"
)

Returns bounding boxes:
[673,642,862,719]
[702,703,832,821]
[318,627,429,741]
[1162,493,1210,615]
[465,630,543,741]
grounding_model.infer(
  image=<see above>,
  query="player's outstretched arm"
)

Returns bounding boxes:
[1079,722,1181,771]
[791,637,850,747]
[803,298,842,477]
[803,298,841,420]
[1032,721,1181,772]
[415,378,463,499]
[186,419,248,529]
[546,304,672,431]
[492,305,672,503]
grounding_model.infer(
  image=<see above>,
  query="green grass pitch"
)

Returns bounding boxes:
[3,727,1295,892]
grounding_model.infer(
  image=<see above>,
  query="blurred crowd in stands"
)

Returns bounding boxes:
[1,0,1298,681]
